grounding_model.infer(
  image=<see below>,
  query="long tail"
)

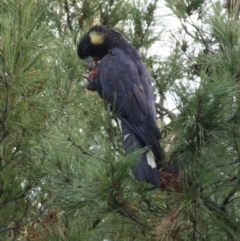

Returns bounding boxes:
[118,117,160,187]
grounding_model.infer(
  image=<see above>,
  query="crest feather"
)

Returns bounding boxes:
[89,31,104,45]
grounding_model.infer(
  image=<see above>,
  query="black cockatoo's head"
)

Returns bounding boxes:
[77,25,121,68]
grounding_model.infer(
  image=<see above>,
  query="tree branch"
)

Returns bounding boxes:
[68,137,93,157]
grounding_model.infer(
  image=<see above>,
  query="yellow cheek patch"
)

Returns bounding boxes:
[89,31,104,45]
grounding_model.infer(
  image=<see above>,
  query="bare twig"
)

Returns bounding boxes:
[68,137,93,157]
[156,103,175,120]
[80,74,91,82]
[64,0,73,32]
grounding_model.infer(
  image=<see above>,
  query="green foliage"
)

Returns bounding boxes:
[0,0,55,233]
[164,2,240,240]
[1,0,240,240]
[165,0,205,18]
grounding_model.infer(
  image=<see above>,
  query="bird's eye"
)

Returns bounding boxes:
[83,46,89,54]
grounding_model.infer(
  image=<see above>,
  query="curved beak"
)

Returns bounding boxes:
[82,56,94,69]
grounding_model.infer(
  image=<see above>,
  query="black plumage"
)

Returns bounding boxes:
[77,25,163,187]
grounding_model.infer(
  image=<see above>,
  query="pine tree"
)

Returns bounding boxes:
[159,0,240,240]
[1,0,240,241]
[0,0,56,238]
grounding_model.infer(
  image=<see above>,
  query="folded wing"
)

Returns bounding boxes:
[95,48,162,186]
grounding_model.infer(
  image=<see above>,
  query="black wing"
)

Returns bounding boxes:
[95,48,162,186]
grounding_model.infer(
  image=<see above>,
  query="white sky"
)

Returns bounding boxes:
[151,0,221,121]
